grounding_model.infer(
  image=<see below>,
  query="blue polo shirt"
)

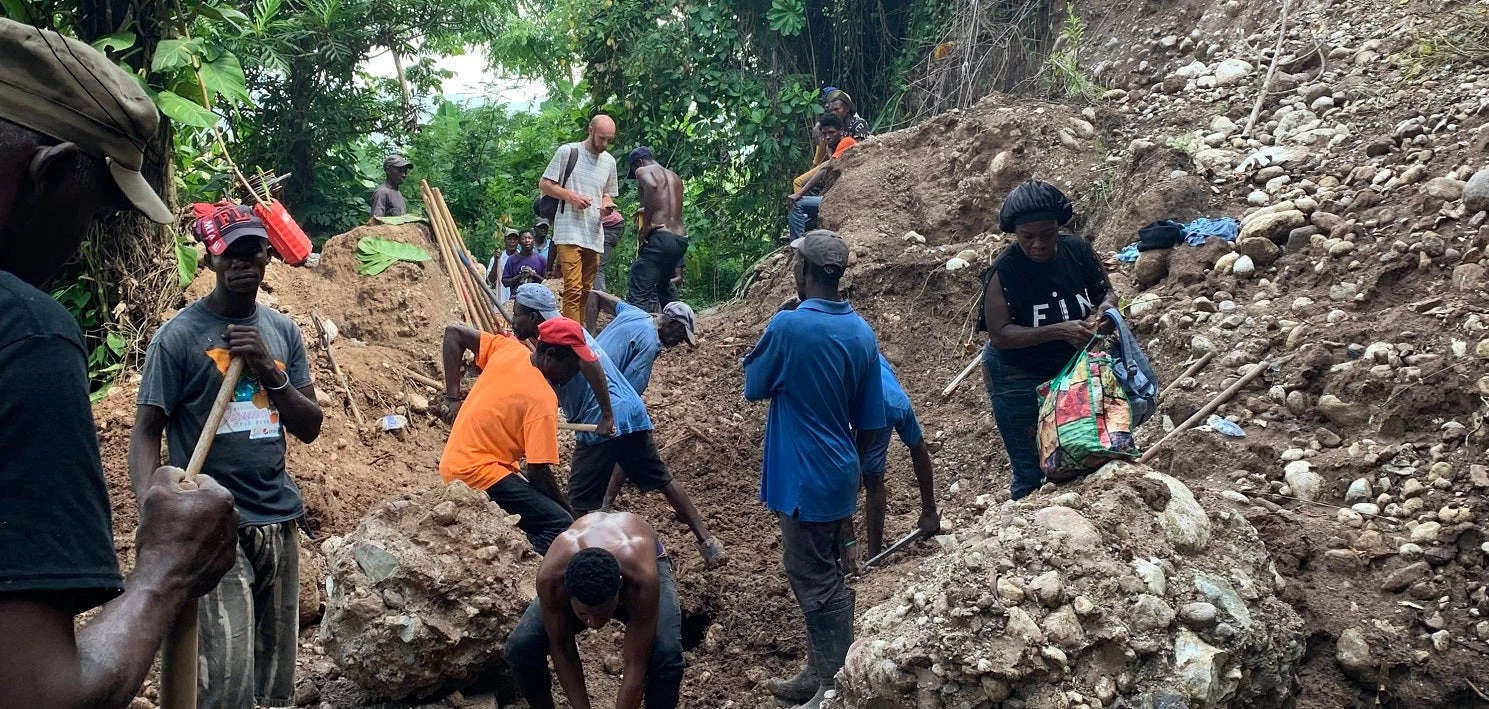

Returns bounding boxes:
[743,298,885,522]
[596,302,661,395]
[878,355,924,446]
[555,334,652,446]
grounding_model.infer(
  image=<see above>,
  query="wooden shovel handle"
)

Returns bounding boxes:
[161,356,245,709]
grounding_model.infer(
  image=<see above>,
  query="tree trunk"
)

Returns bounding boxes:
[392,48,417,133]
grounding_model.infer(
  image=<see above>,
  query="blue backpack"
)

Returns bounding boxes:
[1104,306,1159,427]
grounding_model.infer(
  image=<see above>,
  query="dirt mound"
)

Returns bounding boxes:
[318,480,537,700]
[831,461,1303,708]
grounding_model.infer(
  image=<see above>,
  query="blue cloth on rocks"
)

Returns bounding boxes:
[1182,217,1240,246]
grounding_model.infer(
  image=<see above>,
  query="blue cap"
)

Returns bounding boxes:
[821,86,838,96]
[626,146,655,179]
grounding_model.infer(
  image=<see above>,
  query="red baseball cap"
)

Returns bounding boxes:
[537,317,598,362]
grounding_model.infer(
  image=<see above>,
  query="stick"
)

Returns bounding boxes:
[433,187,502,332]
[311,312,364,425]
[421,181,477,326]
[395,365,442,390]
[942,352,982,397]
[560,422,599,432]
[1160,351,1214,399]
[161,357,244,709]
[1242,0,1291,137]
[1139,354,1292,464]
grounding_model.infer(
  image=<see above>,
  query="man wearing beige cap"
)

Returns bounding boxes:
[0,18,239,708]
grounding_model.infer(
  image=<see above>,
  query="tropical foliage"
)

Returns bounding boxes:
[3,0,1066,391]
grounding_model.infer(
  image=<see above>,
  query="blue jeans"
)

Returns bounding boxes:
[982,344,1048,500]
[788,196,821,241]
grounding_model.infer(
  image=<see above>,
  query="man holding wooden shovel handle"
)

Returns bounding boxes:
[0,19,239,708]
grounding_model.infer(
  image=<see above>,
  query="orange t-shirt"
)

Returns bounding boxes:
[831,136,857,159]
[439,332,560,491]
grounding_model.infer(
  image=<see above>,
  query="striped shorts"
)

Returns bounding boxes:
[198,520,299,708]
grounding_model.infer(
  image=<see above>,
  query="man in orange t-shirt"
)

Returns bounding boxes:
[439,323,574,554]
[787,113,856,242]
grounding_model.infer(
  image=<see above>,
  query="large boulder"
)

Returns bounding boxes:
[830,462,1304,709]
[319,481,538,700]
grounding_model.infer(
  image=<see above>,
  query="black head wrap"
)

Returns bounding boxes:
[998,179,1074,234]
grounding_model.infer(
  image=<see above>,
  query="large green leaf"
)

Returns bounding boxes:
[151,38,204,73]
[155,90,219,128]
[91,32,136,54]
[356,237,430,275]
[372,214,427,225]
[175,238,199,288]
[200,53,253,106]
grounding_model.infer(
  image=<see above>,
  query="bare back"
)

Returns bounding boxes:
[635,163,685,237]
[536,512,661,625]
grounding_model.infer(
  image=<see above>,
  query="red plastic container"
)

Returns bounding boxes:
[253,199,313,266]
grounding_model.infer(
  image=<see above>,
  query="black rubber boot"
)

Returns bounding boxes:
[766,662,818,703]
[794,588,856,709]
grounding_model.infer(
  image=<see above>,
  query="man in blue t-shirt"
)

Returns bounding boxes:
[514,286,725,569]
[585,290,698,395]
[743,230,884,709]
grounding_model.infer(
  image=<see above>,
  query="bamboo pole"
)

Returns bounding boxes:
[1139,354,1293,464]
[428,186,496,331]
[421,181,477,327]
[433,187,502,330]
[1159,351,1214,399]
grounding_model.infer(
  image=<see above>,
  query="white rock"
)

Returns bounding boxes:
[1213,59,1254,86]
[1232,254,1256,276]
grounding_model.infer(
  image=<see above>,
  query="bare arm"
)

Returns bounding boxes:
[441,324,482,421]
[540,581,592,709]
[225,325,322,443]
[0,468,237,709]
[127,405,168,499]
[615,562,661,709]
[982,273,1092,350]
[585,291,622,333]
[577,358,616,437]
[540,178,591,211]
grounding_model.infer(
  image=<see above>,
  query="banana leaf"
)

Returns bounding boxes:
[356,237,430,276]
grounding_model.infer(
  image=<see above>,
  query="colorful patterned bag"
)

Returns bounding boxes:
[1036,343,1141,481]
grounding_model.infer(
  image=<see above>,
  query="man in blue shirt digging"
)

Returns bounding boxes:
[744,229,884,709]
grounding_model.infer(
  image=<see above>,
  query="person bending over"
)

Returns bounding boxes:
[504,512,685,709]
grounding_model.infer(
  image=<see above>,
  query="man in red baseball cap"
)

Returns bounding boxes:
[130,202,324,707]
[531,317,725,568]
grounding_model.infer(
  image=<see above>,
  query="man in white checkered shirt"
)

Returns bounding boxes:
[539,115,619,322]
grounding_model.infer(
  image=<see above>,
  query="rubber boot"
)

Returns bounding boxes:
[766,661,818,703]
[793,588,856,709]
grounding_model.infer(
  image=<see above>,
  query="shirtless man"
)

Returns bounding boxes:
[504,512,684,709]
[625,147,688,313]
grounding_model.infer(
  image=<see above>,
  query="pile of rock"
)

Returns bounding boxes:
[318,481,538,700]
[830,461,1304,708]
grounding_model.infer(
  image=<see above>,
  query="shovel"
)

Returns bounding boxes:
[846,528,925,579]
[160,357,245,709]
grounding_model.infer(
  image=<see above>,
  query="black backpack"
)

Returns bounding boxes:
[533,145,581,221]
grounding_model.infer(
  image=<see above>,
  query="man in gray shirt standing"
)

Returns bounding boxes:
[129,204,324,708]
[539,115,619,322]
[371,154,412,218]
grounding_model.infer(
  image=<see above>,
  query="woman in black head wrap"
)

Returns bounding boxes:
[977,179,1116,499]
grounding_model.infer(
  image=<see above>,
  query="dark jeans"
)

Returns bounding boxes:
[505,557,685,709]
[787,196,821,242]
[595,221,625,293]
[778,512,850,614]
[485,474,574,556]
[628,230,688,313]
[982,343,1049,500]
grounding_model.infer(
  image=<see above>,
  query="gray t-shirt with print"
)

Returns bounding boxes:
[137,300,313,526]
[542,141,617,253]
